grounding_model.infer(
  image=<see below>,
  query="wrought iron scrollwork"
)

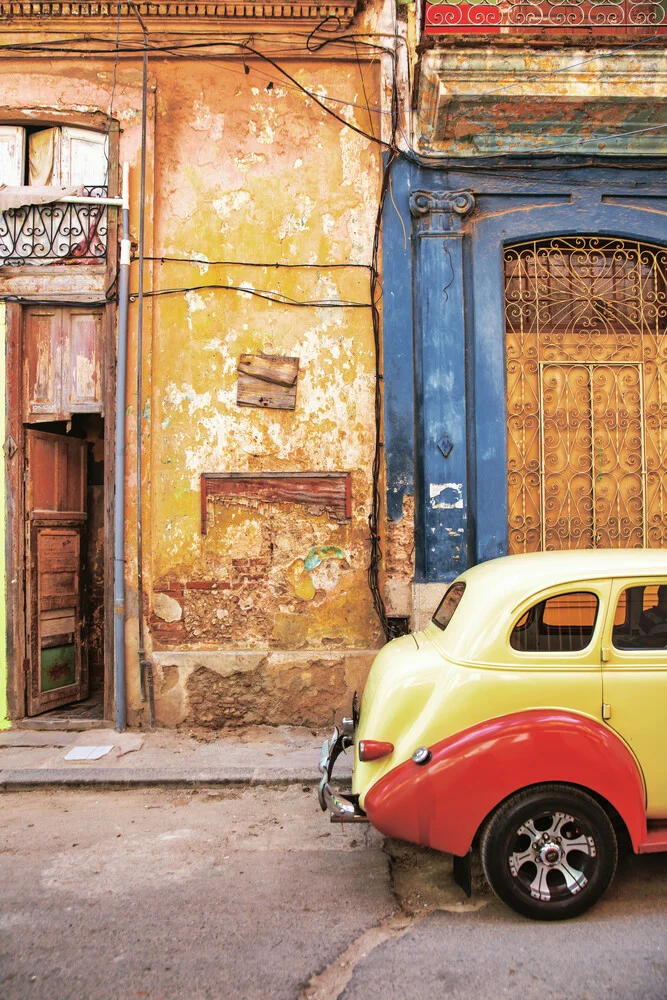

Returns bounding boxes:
[425,0,666,31]
[505,236,667,552]
[0,185,108,266]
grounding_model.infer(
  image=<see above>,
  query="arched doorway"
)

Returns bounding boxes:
[505,236,667,552]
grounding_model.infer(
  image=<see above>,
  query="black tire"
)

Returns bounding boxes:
[480,784,618,921]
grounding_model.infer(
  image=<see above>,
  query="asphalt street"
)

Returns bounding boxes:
[2,787,666,1000]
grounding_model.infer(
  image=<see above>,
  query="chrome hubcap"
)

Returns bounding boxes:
[538,842,562,866]
[508,810,596,903]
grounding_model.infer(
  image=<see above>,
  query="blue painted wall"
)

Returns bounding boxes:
[382,160,667,584]
[382,157,415,523]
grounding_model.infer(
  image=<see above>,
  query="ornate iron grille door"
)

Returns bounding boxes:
[505,236,667,552]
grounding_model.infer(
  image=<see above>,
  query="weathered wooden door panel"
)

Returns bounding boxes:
[67,309,103,412]
[26,429,86,518]
[25,429,88,715]
[27,525,87,714]
[23,305,103,422]
[23,307,62,422]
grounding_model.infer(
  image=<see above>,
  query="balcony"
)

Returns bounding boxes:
[0,186,108,267]
[424,0,667,33]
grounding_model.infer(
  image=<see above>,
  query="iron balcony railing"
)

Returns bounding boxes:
[0,186,108,266]
[424,0,667,32]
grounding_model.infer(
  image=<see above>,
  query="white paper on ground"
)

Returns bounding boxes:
[64,745,114,761]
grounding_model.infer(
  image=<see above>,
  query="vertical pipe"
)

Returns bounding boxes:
[0,303,7,730]
[136,32,155,728]
[114,161,130,733]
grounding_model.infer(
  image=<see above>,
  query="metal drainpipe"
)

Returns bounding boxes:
[114,162,131,733]
[136,33,155,728]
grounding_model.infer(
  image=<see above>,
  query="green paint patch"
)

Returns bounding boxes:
[304,545,344,572]
[429,96,667,158]
[41,645,76,692]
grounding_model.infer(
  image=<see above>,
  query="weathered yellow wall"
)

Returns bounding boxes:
[1,42,386,728]
[137,59,384,725]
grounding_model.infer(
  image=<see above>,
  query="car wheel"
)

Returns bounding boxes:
[480,784,618,921]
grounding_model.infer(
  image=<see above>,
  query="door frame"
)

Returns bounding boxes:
[380,161,667,588]
[4,300,116,721]
[469,203,667,569]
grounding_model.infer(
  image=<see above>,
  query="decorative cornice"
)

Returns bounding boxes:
[409,189,475,233]
[0,0,358,21]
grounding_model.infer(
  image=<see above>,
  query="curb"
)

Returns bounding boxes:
[0,769,351,791]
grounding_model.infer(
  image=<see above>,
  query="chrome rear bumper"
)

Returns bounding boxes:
[318,723,367,824]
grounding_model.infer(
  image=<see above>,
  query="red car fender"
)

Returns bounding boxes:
[363,710,647,856]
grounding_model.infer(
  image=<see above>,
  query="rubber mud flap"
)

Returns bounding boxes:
[453,851,472,897]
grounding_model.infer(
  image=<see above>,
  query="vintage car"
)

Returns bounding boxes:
[319,549,667,920]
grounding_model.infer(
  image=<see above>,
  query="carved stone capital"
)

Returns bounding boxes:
[409,190,475,234]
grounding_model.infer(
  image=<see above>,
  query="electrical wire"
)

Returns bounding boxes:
[473,32,665,99]
[2,28,662,119]
[8,15,666,640]
[505,121,667,156]
[129,284,373,307]
[5,29,665,159]
[161,38,394,148]
[104,2,121,182]
[368,153,397,642]
[138,255,372,270]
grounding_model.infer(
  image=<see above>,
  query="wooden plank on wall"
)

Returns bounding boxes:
[237,354,298,410]
[201,471,352,533]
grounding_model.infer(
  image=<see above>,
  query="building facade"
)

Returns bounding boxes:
[1,0,666,731]
[383,27,667,629]
[0,1,400,729]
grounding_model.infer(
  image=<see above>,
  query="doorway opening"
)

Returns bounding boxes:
[23,415,105,722]
[7,301,113,726]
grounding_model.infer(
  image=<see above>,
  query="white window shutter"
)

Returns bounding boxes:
[0,126,25,185]
[28,127,61,186]
[60,127,108,187]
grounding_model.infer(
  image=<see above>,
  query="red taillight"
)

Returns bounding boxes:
[358,740,394,762]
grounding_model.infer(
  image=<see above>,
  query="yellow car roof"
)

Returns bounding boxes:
[458,549,667,596]
[429,550,667,662]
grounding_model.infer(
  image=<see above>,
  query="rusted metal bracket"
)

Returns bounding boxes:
[438,432,454,459]
[3,434,17,459]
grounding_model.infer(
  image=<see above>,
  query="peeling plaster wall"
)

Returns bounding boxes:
[417,45,667,157]
[1,43,387,727]
[151,649,376,728]
[138,59,385,725]
[151,56,390,730]
[385,494,415,618]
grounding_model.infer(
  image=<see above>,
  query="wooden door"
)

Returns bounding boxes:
[25,429,88,715]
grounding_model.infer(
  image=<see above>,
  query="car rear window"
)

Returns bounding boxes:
[613,583,667,650]
[432,582,466,631]
[510,591,599,653]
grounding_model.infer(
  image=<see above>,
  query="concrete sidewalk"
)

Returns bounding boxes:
[0,724,350,790]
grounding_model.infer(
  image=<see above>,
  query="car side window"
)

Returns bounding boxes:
[510,592,599,653]
[432,582,466,631]
[613,584,667,650]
